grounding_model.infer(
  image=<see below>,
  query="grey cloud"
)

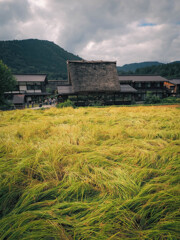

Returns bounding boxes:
[0,0,179,65]
[0,0,31,25]
[0,0,32,40]
[48,0,180,53]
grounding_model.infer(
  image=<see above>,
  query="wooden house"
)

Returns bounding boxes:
[57,60,137,106]
[5,74,49,106]
[118,75,168,101]
[164,79,180,96]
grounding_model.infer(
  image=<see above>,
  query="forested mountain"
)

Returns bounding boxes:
[117,61,180,79]
[135,62,180,79]
[117,61,162,73]
[0,39,81,79]
[1,39,179,80]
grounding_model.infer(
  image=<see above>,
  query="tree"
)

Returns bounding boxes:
[145,91,161,104]
[0,60,16,105]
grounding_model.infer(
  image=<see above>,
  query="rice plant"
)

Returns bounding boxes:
[0,105,179,239]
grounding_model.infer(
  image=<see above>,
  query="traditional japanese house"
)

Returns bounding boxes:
[57,60,137,106]
[5,74,49,106]
[119,75,168,101]
[164,79,180,96]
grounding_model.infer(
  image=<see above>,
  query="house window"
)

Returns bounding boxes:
[19,86,26,91]
[147,82,151,88]
[14,85,19,91]
[124,94,131,101]
[27,83,41,90]
[19,82,26,86]
[27,85,34,90]
[135,82,141,88]
[34,84,41,90]
[156,82,160,87]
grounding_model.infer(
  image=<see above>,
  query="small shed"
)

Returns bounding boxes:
[13,94,25,109]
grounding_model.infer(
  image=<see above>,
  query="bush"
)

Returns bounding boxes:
[56,99,75,108]
[145,91,161,104]
[145,92,180,105]
[88,100,104,107]
[161,97,180,104]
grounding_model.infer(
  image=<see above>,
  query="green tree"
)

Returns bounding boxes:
[0,60,16,105]
[145,91,161,104]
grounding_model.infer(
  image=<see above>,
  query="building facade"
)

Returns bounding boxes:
[5,74,49,107]
[119,75,168,101]
[164,79,180,96]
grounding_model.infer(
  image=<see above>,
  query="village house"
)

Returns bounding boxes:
[57,60,137,106]
[118,75,168,101]
[164,79,180,96]
[5,74,49,108]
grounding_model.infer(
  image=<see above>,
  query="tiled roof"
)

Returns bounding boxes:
[169,79,180,85]
[13,94,25,104]
[57,85,137,94]
[120,85,137,93]
[119,75,167,82]
[14,75,47,82]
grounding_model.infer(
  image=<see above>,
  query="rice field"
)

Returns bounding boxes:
[0,105,180,240]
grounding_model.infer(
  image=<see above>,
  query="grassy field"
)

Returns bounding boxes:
[0,105,179,240]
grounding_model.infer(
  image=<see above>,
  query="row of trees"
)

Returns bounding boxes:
[118,62,180,79]
[135,62,180,79]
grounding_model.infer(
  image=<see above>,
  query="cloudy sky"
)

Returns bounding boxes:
[0,0,180,66]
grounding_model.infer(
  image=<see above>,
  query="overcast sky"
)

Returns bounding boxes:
[0,0,180,66]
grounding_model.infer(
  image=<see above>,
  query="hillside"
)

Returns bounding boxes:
[0,106,179,239]
[117,61,180,79]
[1,39,179,80]
[135,62,180,79]
[0,39,81,79]
[117,61,162,73]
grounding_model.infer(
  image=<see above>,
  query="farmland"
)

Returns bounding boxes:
[0,105,180,239]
